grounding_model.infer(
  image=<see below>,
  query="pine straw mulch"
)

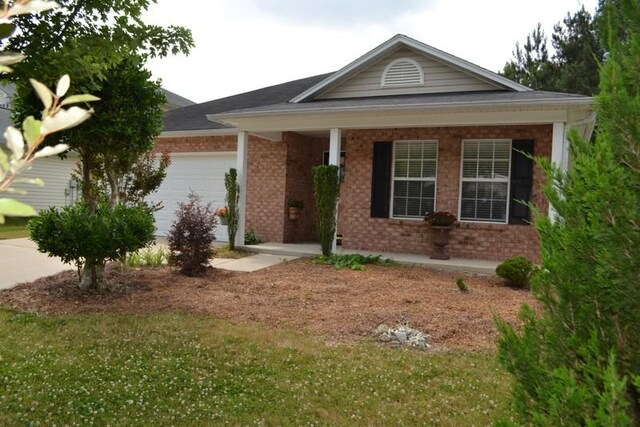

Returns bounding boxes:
[0,260,537,350]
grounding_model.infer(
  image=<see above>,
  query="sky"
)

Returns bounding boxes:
[143,0,599,104]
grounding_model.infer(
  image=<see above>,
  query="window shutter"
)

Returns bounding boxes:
[370,141,393,218]
[509,140,534,225]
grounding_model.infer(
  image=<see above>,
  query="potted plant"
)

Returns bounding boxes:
[424,211,457,260]
[287,199,304,220]
[215,207,228,225]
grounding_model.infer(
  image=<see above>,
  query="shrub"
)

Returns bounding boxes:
[455,278,469,293]
[424,211,457,226]
[287,199,304,209]
[314,254,396,271]
[225,168,239,250]
[167,193,216,276]
[29,203,155,287]
[244,229,262,245]
[313,165,340,256]
[126,248,167,267]
[495,256,534,288]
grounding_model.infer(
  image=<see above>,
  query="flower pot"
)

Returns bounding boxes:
[429,226,452,260]
[288,207,301,220]
[219,216,228,225]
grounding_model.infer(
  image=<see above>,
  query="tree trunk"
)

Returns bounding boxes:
[79,259,105,291]
[81,152,97,212]
[106,166,120,206]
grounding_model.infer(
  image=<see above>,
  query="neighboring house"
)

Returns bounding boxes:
[2,85,196,228]
[157,34,595,260]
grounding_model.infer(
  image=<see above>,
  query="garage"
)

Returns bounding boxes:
[148,153,237,241]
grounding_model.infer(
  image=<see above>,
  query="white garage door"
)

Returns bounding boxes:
[11,155,79,210]
[148,153,237,242]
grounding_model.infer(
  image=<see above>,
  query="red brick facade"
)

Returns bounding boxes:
[157,124,551,261]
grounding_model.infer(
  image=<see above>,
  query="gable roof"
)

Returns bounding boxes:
[162,73,332,133]
[290,34,530,103]
[161,88,196,110]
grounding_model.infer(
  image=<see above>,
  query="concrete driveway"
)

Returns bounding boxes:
[0,238,71,290]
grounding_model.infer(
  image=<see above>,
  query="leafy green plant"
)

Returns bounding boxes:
[495,256,534,288]
[126,248,167,267]
[456,278,469,293]
[225,168,239,250]
[244,229,262,245]
[424,211,457,226]
[287,199,304,209]
[167,193,216,277]
[29,202,155,289]
[313,165,340,256]
[314,254,396,271]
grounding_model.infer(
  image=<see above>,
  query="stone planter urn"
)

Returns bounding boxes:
[429,226,453,260]
[219,216,228,225]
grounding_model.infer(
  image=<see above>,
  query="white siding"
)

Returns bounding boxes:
[319,48,501,99]
[10,155,79,211]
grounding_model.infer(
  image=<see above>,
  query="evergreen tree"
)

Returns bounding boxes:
[496,0,640,424]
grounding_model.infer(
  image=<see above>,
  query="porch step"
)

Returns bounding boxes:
[242,242,499,275]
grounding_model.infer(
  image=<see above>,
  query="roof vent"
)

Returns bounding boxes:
[381,58,424,87]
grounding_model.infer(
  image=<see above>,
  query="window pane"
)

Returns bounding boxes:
[460,199,475,219]
[393,197,406,216]
[492,182,508,201]
[406,198,421,216]
[494,141,511,159]
[395,143,409,159]
[477,182,493,199]
[476,200,492,220]
[463,141,478,159]
[421,181,435,198]
[492,201,507,221]
[423,142,438,159]
[478,143,493,159]
[394,160,408,178]
[407,181,422,198]
[494,161,509,178]
[392,140,438,218]
[421,198,435,216]
[394,180,408,197]
[478,161,493,178]
[422,160,437,178]
[409,143,422,159]
[461,182,477,199]
[462,160,477,178]
[408,160,422,178]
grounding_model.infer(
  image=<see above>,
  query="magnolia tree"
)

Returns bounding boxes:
[0,0,97,223]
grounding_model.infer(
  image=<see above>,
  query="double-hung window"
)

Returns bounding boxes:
[392,140,438,218]
[460,139,511,223]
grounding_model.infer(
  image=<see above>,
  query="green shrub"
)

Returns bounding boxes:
[225,168,239,250]
[244,229,262,245]
[456,278,469,293]
[167,193,216,277]
[495,256,534,288]
[126,248,167,267]
[29,203,155,284]
[313,165,340,256]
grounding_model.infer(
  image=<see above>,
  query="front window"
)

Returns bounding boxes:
[392,140,438,218]
[460,139,511,223]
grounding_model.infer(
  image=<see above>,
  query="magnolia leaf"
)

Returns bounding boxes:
[0,148,8,172]
[3,188,28,195]
[4,126,24,160]
[0,65,13,73]
[10,158,25,174]
[59,94,100,107]
[0,214,4,224]
[8,1,60,17]
[56,74,70,97]
[22,116,42,147]
[0,198,38,218]
[0,52,24,65]
[0,23,16,39]
[29,78,54,111]
[33,143,68,159]
[13,177,45,186]
[41,106,92,134]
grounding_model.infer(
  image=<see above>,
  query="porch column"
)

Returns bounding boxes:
[329,128,342,253]
[235,131,249,248]
[549,122,568,220]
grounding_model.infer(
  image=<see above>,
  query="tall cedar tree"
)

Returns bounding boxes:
[496,0,640,424]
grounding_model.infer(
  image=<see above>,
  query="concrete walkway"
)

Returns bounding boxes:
[210,254,298,272]
[0,238,72,290]
[244,242,499,275]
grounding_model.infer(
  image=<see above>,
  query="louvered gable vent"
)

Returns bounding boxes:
[381,58,424,87]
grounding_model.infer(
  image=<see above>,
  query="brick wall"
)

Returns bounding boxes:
[339,125,552,262]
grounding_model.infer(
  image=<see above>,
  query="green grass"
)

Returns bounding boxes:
[0,309,514,425]
[0,217,31,240]
[212,244,251,259]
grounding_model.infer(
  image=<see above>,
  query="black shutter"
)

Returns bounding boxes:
[509,140,535,225]
[370,141,393,218]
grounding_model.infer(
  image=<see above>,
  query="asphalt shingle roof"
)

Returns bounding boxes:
[162,73,333,132]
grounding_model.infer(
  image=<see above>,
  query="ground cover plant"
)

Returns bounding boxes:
[0,309,514,425]
[314,253,397,270]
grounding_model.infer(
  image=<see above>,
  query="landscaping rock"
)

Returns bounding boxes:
[373,323,431,350]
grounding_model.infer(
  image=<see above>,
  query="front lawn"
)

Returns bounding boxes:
[0,217,30,240]
[0,309,513,425]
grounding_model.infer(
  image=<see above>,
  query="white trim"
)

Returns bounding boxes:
[389,140,439,219]
[381,58,424,88]
[159,128,238,138]
[167,151,236,157]
[458,139,512,225]
[290,34,530,103]
[236,131,249,248]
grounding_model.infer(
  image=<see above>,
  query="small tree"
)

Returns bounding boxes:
[496,1,640,424]
[167,193,217,277]
[29,203,155,290]
[313,165,340,256]
[225,168,239,250]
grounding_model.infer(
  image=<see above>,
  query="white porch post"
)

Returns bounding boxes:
[235,131,249,248]
[329,128,342,253]
[549,122,568,219]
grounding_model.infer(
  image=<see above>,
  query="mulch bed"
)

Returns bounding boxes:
[0,260,537,350]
